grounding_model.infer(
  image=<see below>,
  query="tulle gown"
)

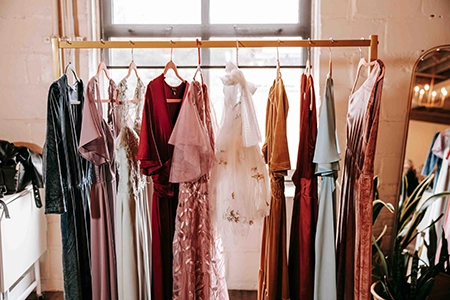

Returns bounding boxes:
[211,62,270,238]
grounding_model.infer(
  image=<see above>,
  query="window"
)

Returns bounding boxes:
[101,0,311,171]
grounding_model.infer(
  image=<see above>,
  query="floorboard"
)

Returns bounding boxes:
[27,290,257,300]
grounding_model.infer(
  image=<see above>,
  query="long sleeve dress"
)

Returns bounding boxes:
[137,74,187,300]
[44,74,92,300]
[259,74,291,300]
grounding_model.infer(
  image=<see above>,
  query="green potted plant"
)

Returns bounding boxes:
[371,174,450,300]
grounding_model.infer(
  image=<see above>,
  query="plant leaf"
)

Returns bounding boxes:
[372,235,389,277]
[373,199,395,225]
[426,220,437,265]
[416,278,435,300]
[410,251,419,298]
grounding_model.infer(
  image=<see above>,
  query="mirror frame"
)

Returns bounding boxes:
[395,44,450,248]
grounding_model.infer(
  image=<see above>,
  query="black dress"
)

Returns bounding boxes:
[44,74,92,300]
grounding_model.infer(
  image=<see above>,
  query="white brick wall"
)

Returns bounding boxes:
[0,0,89,291]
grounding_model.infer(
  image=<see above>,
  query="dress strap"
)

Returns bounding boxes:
[350,58,382,94]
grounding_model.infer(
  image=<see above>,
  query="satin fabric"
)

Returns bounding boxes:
[313,73,340,300]
[137,74,187,300]
[289,72,318,300]
[79,76,119,300]
[115,77,152,300]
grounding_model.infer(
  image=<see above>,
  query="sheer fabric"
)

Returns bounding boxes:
[115,77,152,300]
[170,78,228,299]
[211,62,270,237]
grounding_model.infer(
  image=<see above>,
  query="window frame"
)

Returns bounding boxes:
[101,0,311,41]
[100,0,311,182]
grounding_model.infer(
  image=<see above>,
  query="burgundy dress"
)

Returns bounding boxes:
[289,72,318,300]
[137,74,187,300]
[79,77,119,300]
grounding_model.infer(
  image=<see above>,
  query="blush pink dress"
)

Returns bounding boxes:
[79,76,119,300]
[169,76,229,300]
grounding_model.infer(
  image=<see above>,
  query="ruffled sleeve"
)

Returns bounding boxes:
[169,82,216,183]
[78,77,110,166]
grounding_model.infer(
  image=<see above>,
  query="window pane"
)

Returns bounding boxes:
[210,0,299,24]
[112,0,201,24]
[109,38,198,66]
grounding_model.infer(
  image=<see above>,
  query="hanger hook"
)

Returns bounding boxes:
[170,40,174,61]
[236,39,239,66]
[196,39,201,66]
[329,38,334,57]
[277,39,280,62]
[359,37,364,59]
[129,40,135,61]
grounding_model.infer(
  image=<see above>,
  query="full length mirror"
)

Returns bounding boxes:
[404,45,450,188]
[396,45,450,299]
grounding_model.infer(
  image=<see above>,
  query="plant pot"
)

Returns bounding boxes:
[371,280,386,300]
[428,272,450,300]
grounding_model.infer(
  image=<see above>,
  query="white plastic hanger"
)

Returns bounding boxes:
[64,49,81,105]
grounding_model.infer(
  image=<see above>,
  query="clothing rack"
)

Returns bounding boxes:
[51,35,378,80]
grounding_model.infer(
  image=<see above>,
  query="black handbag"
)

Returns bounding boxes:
[0,140,43,209]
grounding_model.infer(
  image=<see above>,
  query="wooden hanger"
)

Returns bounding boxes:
[126,60,140,81]
[163,59,184,103]
[96,61,112,81]
[163,60,184,82]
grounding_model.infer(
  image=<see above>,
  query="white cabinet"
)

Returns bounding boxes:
[0,186,47,300]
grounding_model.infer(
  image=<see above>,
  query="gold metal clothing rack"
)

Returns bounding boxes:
[51,35,379,80]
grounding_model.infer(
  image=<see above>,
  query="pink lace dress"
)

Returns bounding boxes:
[169,77,229,299]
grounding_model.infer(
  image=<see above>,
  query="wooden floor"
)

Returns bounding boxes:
[28,290,257,299]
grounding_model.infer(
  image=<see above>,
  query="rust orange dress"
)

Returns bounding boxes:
[258,75,291,300]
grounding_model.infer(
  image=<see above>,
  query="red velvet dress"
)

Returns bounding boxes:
[288,72,318,300]
[137,74,188,300]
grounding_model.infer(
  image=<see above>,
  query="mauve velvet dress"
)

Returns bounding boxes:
[336,59,385,300]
